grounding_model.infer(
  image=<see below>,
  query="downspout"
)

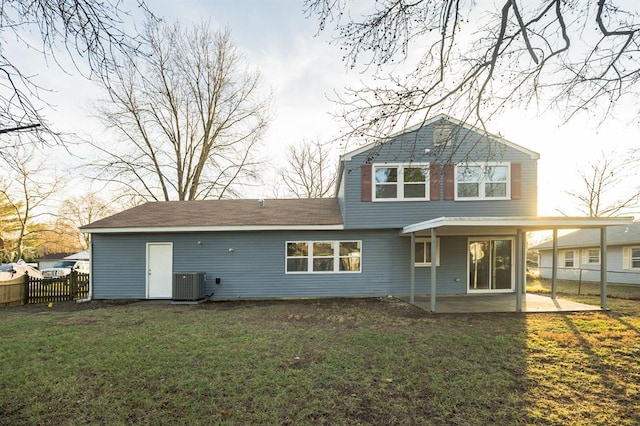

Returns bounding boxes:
[76,238,93,303]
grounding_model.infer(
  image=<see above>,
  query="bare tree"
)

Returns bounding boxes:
[58,194,117,249]
[89,21,270,201]
[0,145,60,261]
[561,151,640,217]
[0,0,150,145]
[305,1,640,140]
[279,139,338,198]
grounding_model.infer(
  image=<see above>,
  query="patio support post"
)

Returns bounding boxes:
[522,231,528,295]
[410,232,416,303]
[430,227,437,312]
[551,228,558,299]
[600,227,608,310]
[515,229,523,312]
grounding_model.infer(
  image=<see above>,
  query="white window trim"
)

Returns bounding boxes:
[454,162,511,201]
[560,249,578,269]
[372,163,430,202]
[582,248,601,265]
[624,246,640,270]
[285,240,362,274]
[414,237,441,267]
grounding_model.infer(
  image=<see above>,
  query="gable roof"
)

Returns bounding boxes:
[534,222,640,250]
[82,198,344,233]
[340,114,541,162]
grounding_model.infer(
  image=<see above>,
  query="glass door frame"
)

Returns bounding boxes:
[467,236,515,293]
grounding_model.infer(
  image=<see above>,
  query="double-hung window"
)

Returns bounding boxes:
[627,247,640,269]
[585,248,600,265]
[455,163,510,200]
[373,163,429,201]
[562,250,577,268]
[286,240,361,273]
[414,238,440,267]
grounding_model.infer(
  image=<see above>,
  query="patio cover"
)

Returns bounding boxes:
[401,216,634,312]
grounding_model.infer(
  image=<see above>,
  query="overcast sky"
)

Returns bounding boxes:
[12,0,640,216]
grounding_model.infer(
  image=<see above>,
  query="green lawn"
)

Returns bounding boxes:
[1,296,639,425]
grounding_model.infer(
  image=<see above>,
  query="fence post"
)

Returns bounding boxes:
[70,270,77,300]
[578,269,582,295]
[22,274,27,305]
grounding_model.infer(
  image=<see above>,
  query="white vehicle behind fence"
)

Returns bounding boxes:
[41,260,90,280]
[0,261,43,281]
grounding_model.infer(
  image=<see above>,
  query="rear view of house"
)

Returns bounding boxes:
[81,114,632,309]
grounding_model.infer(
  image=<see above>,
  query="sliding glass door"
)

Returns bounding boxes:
[468,238,513,292]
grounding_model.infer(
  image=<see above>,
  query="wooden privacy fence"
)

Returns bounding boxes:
[0,271,89,306]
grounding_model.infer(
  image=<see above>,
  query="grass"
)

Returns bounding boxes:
[1,297,639,425]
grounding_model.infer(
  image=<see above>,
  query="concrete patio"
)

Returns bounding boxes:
[399,293,602,313]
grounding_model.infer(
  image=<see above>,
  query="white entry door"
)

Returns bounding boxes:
[146,243,173,298]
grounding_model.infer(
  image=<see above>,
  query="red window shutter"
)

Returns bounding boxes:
[430,163,441,201]
[443,163,455,200]
[511,162,522,200]
[361,164,372,202]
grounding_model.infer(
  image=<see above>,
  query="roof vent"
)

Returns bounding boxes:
[258,199,264,208]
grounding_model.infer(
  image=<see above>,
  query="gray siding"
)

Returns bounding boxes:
[91,231,471,299]
[342,122,538,229]
[538,247,640,285]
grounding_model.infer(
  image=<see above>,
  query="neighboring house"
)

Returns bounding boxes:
[534,223,640,285]
[81,114,632,310]
[37,252,74,270]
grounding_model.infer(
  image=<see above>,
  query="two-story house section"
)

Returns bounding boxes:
[81,114,633,311]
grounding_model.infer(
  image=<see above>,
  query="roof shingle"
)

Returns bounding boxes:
[82,198,343,230]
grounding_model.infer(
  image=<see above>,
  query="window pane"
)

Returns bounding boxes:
[339,257,360,271]
[339,241,360,255]
[485,166,508,182]
[313,241,334,256]
[632,248,640,268]
[287,242,307,256]
[457,166,481,182]
[414,242,425,264]
[564,252,574,267]
[404,167,427,183]
[485,183,506,197]
[588,249,599,264]
[375,167,398,183]
[404,184,425,198]
[313,258,334,271]
[458,183,478,198]
[375,184,397,198]
[287,258,308,272]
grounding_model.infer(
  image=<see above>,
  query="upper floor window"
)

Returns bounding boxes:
[373,163,429,201]
[455,163,510,200]
[286,240,361,274]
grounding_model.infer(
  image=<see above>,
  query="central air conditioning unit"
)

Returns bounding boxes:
[172,272,207,304]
